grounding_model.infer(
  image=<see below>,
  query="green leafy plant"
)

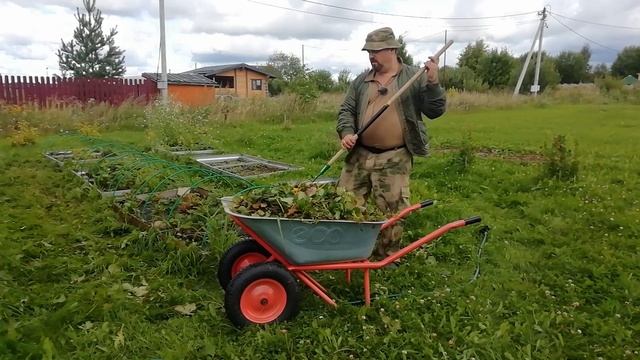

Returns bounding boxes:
[144,104,209,148]
[288,77,319,112]
[84,159,140,191]
[9,120,39,146]
[450,133,475,171]
[541,134,579,181]
[230,182,384,221]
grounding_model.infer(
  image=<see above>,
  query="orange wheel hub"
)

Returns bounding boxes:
[231,253,268,277]
[240,279,287,323]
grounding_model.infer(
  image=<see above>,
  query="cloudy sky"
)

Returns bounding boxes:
[1,0,639,77]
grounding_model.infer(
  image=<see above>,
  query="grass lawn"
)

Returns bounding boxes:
[0,104,638,359]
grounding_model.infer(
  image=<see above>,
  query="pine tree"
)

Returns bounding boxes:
[396,35,414,65]
[57,0,126,77]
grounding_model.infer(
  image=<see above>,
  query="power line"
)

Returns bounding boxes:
[297,0,538,20]
[409,19,538,36]
[248,0,541,38]
[304,44,352,52]
[405,30,445,43]
[445,19,540,31]
[549,14,620,53]
[549,11,640,31]
[247,0,378,24]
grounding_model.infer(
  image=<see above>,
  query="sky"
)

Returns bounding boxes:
[0,0,639,78]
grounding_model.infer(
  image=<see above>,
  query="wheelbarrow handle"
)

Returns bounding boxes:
[381,199,435,230]
[420,199,435,208]
[464,216,482,225]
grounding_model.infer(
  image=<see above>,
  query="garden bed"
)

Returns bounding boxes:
[44,149,112,166]
[72,156,195,197]
[167,143,217,156]
[196,154,299,179]
[73,170,132,198]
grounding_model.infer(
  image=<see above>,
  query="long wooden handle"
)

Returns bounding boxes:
[384,39,454,106]
[356,39,454,137]
[326,148,347,166]
[433,39,454,59]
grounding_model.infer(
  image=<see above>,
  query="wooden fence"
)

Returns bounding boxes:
[0,75,158,107]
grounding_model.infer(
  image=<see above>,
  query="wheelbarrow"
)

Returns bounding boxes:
[218,196,481,327]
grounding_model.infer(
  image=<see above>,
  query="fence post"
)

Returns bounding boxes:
[38,77,45,108]
[16,76,24,105]
[48,76,56,108]
[0,75,5,104]
[8,76,16,104]
[26,76,34,105]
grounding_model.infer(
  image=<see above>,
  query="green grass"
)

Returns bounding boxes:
[1,104,639,359]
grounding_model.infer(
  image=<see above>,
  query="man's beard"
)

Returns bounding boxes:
[371,61,382,71]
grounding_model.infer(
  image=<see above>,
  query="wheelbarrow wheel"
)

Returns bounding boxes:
[225,262,300,327]
[218,239,271,290]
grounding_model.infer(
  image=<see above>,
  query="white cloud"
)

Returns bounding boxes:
[1,0,639,77]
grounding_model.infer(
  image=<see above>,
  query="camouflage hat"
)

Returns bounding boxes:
[361,27,401,51]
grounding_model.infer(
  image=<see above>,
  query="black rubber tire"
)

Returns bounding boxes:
[225,262,300,328]
[217,239,271,290]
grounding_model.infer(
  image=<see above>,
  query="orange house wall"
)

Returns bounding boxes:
[217,68,269,98]
[168,84,215,106]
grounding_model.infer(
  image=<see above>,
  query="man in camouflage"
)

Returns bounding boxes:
[336,27,447,259]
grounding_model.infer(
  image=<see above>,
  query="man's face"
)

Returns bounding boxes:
[367,48,395,72]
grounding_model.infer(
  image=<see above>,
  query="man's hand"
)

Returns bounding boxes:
[424,56,439,84]
[341,134,358,150]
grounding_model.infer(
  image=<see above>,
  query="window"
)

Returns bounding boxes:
[216,76,234,88]
[251,79,262,91]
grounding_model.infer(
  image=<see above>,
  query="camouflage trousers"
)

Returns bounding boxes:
[338,146,412,258]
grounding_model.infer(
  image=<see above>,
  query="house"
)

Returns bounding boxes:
[622,75,638,87]
[142,73,217,106]
[182,63,276,98]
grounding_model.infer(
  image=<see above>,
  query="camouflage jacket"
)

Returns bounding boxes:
[336,62,446,157]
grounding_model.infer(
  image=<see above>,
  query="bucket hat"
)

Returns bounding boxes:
[362,27,401,51]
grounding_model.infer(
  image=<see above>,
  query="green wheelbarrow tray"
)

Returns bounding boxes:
[221,197,385,265]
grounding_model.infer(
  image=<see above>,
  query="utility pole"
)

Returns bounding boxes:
[442,29,448,87]
[513,8,546,96]
[532,7,547,96]
[301,44,305,68]
[158,0,168,104]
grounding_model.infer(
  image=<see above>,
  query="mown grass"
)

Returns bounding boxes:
[0,103,639,359]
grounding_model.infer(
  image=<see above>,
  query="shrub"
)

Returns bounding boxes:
[9,119,39,146]
[288,77,319,112]
[77,122,101,136]
[144,102,208,148]
[541,135,579,181]
[595,75,623,93]
[448,133,475,172]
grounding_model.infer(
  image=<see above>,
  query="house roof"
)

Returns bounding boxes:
[182,63,277,78]
[622,75,638,85]
[141,73,217,86]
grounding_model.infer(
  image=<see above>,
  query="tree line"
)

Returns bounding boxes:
[443,40,640,93]
[262,38,639,97]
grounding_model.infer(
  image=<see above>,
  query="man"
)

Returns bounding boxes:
[336,27,446,259]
